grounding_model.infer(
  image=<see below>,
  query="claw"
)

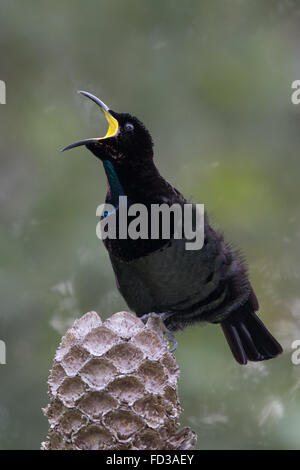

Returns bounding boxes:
[165,329,178,352]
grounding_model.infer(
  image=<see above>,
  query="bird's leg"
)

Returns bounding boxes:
[140,311,178,353]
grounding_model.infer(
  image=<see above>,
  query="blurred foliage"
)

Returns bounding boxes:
[1,0,300,449]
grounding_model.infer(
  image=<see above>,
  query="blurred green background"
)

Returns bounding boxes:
[1,0,300,450]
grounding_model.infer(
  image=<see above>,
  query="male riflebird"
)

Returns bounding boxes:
[63,91,283,364]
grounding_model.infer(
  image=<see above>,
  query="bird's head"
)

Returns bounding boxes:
[62,91,153,164]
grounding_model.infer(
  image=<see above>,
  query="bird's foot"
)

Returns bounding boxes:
[140,312,178,353]
[140,312,162,323]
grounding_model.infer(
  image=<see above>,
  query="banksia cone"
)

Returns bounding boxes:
[41,311,196,450]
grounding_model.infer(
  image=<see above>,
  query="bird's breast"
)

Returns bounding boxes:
[109,234,226,316]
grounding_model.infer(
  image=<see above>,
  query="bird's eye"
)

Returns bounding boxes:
[124,122,134,131]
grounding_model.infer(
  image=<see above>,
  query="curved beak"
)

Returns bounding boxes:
[61,91,119,152]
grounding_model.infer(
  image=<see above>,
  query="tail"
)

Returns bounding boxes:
[221,305,283,365]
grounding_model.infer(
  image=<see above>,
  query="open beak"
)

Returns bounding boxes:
[61,91,119,152]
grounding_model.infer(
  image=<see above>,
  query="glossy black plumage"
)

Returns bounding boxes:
[64,92,283,365]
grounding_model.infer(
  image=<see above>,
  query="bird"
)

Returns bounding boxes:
[62,90,283,365]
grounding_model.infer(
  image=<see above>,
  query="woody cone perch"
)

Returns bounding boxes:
[41,311,196,450]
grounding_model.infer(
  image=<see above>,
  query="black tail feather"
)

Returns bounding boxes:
[221,308,283,365]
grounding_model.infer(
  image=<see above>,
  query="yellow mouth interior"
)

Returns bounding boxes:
[99,109,119,139]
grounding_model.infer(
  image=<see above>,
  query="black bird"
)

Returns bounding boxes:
[63,91,283,365]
